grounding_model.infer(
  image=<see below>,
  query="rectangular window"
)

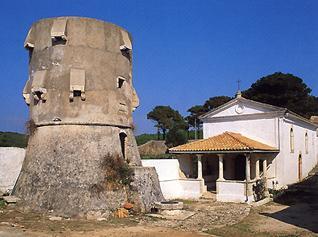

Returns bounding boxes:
[70,68,85,101]
[117,76,125,88]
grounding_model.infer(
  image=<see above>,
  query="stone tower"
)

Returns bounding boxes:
[14,17,163,216]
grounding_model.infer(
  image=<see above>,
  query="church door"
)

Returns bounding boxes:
[234,155,246,180]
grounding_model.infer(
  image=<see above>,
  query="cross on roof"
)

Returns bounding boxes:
[237,79,241,91]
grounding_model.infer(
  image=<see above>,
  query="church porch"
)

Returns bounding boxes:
[170,132,279,203]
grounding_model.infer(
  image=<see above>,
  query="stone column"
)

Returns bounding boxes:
[245,153,252,202]
[263,159,269,197]
[255,158,260,180]
[197,154,203,180]
[217,154,225,181]
[263,159,267,178]
[245,154,251,182]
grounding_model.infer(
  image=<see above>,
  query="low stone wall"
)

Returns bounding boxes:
[142,159,203,200]
[216,180,255,203]
[159,179,202,200]
[142,159,180,181]
[0,147,25,193]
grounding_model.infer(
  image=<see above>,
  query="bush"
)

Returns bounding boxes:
[91,154,134,193]
[0,200,6,209]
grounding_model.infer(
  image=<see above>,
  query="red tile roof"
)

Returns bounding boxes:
[169,132,278,153]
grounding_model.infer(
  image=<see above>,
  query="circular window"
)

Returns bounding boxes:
[235,104,244,114]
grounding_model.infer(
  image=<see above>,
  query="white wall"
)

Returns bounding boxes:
[142,159,202,199]
[0,147,25,193]
[141,159,180,181]
[279,118,318,186]
[203,117,278,147]
[216,180,249,202]
[203,107,318,189]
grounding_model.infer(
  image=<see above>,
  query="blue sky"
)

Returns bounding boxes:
[0,0,317,134]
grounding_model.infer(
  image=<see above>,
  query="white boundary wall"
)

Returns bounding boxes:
[142,159,202,199]
[0,147,25,193]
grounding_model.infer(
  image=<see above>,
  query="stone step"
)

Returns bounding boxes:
[201,191,216,200]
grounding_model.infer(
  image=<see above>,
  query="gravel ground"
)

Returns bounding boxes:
[139,199,250,232]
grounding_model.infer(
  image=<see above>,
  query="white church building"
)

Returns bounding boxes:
[143,93,318,203]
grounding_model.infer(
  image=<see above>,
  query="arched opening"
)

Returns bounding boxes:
[290,127,294,153]
[305,132,308,154]
[119,132,127,159]
[298,152,302,181]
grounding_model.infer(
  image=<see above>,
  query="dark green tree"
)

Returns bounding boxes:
[165,126,188,148]
[186,105,206,129]
[203,96,232,111]
[185,105,206,139]
[147,106,187,140]
[242,72,318,118]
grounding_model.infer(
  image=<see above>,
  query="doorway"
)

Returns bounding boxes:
[119,132,127,159]
[234,155,246,181]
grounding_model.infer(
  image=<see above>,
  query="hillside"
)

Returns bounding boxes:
[0,132,28,148]
[135,130,203,146]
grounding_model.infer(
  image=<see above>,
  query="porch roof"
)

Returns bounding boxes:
[169,132,279,154]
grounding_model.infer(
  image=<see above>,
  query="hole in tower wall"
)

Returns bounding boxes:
[73,90,82,97]
[119,132,127,159]
[120,48,132,62]
[52,36,67,46]
[28,47,34,61]
[117,78,125,88]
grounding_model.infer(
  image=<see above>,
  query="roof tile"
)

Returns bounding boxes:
[169,132,278,153]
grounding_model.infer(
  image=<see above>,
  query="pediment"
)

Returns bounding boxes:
[200,97,285,119]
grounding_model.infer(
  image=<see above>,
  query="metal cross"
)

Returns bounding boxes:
[237,79,241,91]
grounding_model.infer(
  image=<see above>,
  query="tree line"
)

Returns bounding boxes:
[147,72,318,147]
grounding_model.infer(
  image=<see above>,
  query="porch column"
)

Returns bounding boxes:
[262,159,267,179]
[245,154,251,182]
[255,158,260,179]
[217,154,224,181]
[263,158,269,197]
[197,154,203,180]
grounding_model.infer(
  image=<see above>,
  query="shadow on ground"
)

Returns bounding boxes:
[261,174,318,233]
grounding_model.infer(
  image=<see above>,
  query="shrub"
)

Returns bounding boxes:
[93,154,134,192]
[0,200,5,209]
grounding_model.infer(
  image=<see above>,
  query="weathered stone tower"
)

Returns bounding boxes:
[14,17,163,216]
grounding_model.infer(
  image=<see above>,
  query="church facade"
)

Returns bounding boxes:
[168,94,318,202]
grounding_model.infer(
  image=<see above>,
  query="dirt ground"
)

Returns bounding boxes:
[0,193,318,237]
